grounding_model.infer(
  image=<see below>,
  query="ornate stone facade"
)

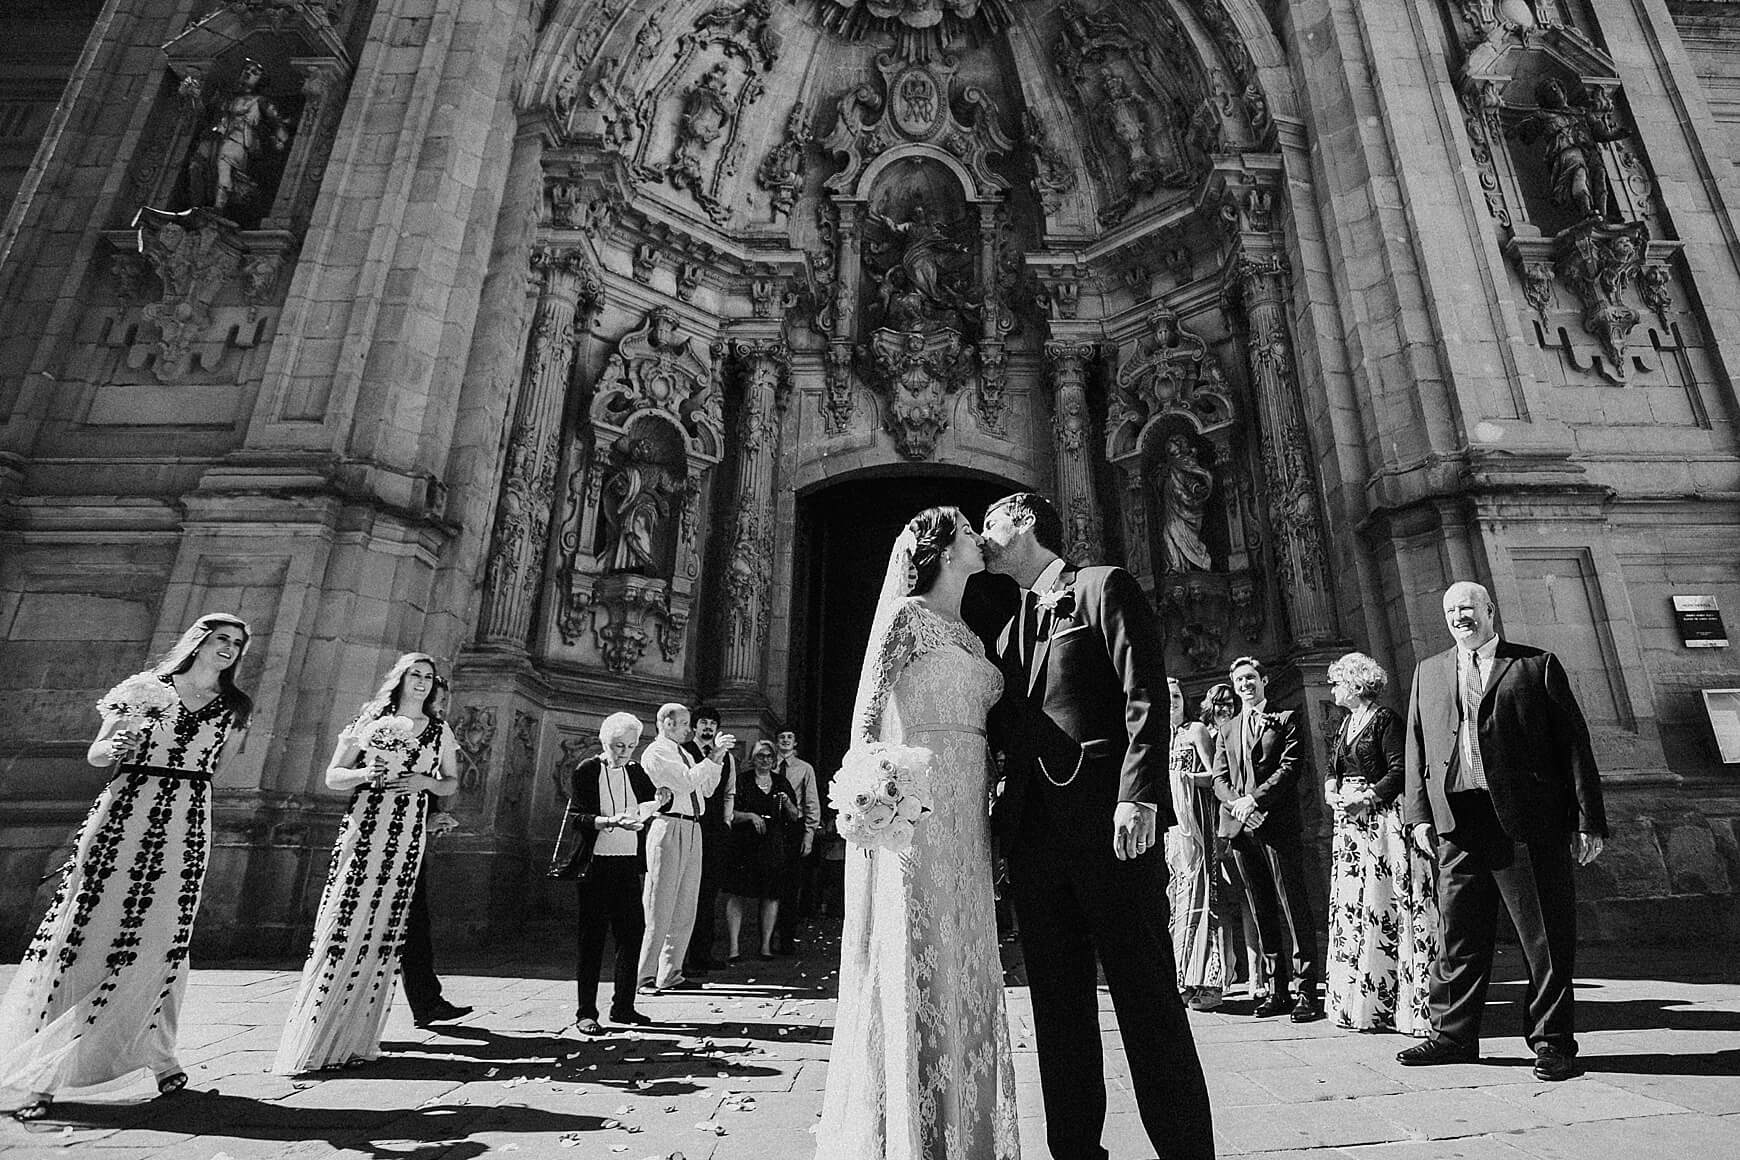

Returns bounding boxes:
[3,0,1739,954]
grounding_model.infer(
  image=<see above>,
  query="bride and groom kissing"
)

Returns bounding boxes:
[816,492,1215,1160]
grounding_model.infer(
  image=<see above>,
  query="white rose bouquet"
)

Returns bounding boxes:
[828,741,935,854]
[348,714,419,780]
[96,672,180,734]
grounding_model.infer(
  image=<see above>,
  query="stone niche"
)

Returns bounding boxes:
[87,2,352,395]
[1106,307,1262,677]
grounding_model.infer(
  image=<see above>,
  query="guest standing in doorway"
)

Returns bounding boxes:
[638,703,733,992]
[724,740,801,961]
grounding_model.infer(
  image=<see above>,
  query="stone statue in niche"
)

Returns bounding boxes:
[1098,69,1172,196]
[670,62,734,192]
[182,59,295,221]
[1155,433,1215,574]
[1515,78,1628,224]
[599,435,683,577]
[865,203,971,333]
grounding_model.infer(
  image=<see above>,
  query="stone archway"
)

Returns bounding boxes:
[791,471,1021,779]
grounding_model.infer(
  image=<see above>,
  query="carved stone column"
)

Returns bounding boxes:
[476,248,599,648]
[1233,254,1337,646]
[720,338,790,689]
[1043,339,1105,564]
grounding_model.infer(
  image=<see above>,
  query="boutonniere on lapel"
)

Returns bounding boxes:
[1252,709,1282,733]
[1034,586,1076,622]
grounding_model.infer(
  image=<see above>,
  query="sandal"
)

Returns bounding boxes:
[157,1072,189,1097]
[12,1098,51,1122]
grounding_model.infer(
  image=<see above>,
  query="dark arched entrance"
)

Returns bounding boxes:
[791,473,1020,780]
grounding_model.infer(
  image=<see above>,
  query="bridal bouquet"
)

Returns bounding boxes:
[96,672,179,730]
[354,715,417,753]
[829,742,934,853]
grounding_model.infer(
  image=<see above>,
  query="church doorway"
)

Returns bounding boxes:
[791,473,1020,781]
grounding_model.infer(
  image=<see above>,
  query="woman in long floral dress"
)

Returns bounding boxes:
[1165,679,1233,1010]
[817,507,1018,1160]
[273,653,459,1074]
[1323,651,1439,1035]
[1,613,253,1121]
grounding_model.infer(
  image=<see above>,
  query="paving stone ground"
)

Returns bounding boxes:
[2,924,1736,1160]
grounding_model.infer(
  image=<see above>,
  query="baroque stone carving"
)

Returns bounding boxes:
[1156,433,1214,575]
[815,0,1012,63]
[863,328,972,460]
[479,248,600,649]
[1024,110,1078,218]
[756,104,813,221]
[670,63,735,194]
[132,207,243,379]
[557,308,725,675]
[1553,219,1648,380]
[181,59,296,222]
[599,433,686,576]
[1514,78,1629,224]
[453,705,498,794]
[1045,340,1105,564]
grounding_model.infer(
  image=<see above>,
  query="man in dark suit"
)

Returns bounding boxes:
[682,705,735,976]
[1399,580,1606,1081]
[1211,656,1321,1021]
[984,492,1212,1160]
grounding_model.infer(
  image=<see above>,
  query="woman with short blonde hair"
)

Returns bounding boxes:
[1324,651,1439,1035]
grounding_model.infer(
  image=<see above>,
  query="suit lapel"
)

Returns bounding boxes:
[1026,565,1077,697]
[1480,641,1515,710]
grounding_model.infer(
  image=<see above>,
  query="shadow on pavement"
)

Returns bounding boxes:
[10,1092,611,1160]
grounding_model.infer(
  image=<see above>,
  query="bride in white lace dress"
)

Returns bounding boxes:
[816,507,1019,1160]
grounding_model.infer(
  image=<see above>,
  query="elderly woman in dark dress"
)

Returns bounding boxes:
[723,740,801,962]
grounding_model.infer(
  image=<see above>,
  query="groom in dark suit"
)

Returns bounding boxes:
[1399,580,1606,1081]
[1211,656,1320,1021]
[983,492,1213,1160]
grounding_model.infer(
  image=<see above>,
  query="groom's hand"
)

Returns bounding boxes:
[1113,801,1156,861]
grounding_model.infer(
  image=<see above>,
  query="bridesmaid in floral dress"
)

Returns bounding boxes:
[273,653,459,1074]
[1,613,253,1121]
[1323,651,1439,1035]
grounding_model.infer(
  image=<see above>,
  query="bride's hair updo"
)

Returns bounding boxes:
[905,506,963,596]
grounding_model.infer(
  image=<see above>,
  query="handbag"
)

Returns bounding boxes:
[547,803,592,880]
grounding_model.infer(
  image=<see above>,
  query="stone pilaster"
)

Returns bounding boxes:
[476,248,598,648]
[1232,252,1337,647]
[720,338,789,689]
[1043,339,1104,564]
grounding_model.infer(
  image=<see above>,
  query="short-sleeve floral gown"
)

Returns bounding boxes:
[0,674,241,1099]
[817,599,1019,1160]
[273,717,454,1074]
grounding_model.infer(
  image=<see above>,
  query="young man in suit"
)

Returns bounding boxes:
[1211,656,1321,1022]
[1400,581,1606,1081]
[983,492,1213,1160]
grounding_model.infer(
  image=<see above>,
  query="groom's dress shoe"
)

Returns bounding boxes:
[1397,1038,1477,1066]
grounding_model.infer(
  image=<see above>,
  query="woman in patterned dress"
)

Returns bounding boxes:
[1,613,253,1121]
[273,653,459,1074]
[1165,678,1233,1010]
[1323,651,1439,1035]
[816,507,1019,1160]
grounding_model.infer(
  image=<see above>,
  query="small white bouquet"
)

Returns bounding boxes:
[828,742,935,853]
[96,672,179,732]
[358,715,417,752]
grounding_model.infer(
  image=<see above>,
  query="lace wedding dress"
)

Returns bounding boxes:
[816,596,1020,1160]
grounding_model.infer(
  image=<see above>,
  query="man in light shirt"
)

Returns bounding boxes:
[637,703,735,992]
[771,724,820,954]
